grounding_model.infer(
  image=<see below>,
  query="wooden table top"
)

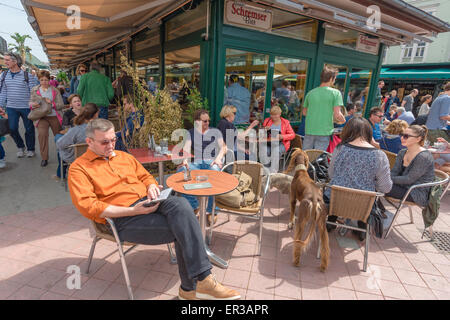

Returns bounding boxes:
[129,146,192,164]
[166,170,239,197]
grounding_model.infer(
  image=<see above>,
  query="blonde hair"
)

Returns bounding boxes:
[220,105,237,119]
[76,63,87,75]
[270,105,282,115]
[385,119,408,135]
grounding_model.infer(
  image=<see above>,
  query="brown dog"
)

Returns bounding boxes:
[285,148,329,272]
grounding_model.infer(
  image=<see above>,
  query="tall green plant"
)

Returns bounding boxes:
[56,71,69,86]
[185,81,209,125]
[8,33,32,65]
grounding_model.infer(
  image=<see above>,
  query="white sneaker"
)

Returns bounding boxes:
[17,148,25,158]
[0,159,5,168]
[26,151,35,158]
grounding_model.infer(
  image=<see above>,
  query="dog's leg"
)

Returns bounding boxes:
[288,188,297,230]
[293,204,309,267]
[318,214,330,272]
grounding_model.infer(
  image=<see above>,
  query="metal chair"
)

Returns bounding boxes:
[86,218,177,300]
[304,149,331,182]
[61,143,89,192]
[381,149,397,170]
[282,134,303,171]
[208,161,271,255]
[383,169,449,240]
[319,185,384,272]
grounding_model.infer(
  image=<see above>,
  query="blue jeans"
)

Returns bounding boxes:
[0,141,5,159]
[113,196,212,291]
[98,106,109,119]
[176,160,220,213]
[6,108,35,151]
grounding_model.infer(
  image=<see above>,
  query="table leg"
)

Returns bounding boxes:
[198,196,228,269]
[158,162,165,187]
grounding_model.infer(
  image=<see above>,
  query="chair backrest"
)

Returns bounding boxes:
[434,169,450,200]
[329,185,378,222]
[72,143,88,159]
[381,149,397,170]
[290,134,303,150]
[304,149,330,163]
[231,161,264,200]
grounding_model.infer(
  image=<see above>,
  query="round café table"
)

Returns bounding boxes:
[166,170,238,269]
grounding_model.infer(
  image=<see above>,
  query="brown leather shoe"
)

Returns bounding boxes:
[196,274,240,300]
[178,287,198,300]
[207,214,218,227]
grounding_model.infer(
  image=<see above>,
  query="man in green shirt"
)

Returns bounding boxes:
[77,61,114,119]
[302,66,345,151]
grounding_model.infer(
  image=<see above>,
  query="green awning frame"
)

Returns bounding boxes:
[380,66,450,80]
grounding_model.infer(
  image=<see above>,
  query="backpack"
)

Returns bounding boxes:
[215,171,257,208]
[307,153,330,183]
[0,70,30,93]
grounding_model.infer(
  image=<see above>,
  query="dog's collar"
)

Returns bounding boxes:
[295,164,307,171]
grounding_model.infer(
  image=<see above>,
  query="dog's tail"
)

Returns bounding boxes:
[294,199,322,247]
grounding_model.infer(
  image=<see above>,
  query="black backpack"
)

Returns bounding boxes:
[0,70,30,93]
[307,153,330,183]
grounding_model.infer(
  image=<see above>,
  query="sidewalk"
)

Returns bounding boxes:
[0,129,449,300]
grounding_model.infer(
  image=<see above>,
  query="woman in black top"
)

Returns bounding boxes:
[217,105,258,161]
[62,94,83,129]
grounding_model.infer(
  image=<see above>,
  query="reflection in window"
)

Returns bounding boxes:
[224,49,269,124]
[166,1,207,41]
[324,25,359,50]
[347,69,373,114]
[272,57,308,122]
[165,46,200,106]
[271,7,318,42]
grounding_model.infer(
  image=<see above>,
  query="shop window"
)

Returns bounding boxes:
[166,1,207,41]
[270,7,318,42]
[324,26,359,50]
[272,57,308,122]
[324,63,348,100]
[134,28,161,88]
[224,49,269,124]
[347,68,373,114]
[165,46,200,105]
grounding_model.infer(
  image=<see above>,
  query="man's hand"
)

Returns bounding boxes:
[249,120,259,129]
[147,184,162,201]
[133,201,160,215]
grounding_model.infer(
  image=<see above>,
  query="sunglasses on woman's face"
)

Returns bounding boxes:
[401,134,419,139]
[202,119,210,123]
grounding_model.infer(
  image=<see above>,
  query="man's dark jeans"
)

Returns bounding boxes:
[6,107,35,151]
[112,196,212,291]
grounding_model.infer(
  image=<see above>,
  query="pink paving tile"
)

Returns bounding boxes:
[245,289,274,300]
[275,261,301,281]
[158,293,177,300]
[384,253,415,271]
[259,245,278,261]
[403,284,437,300]
[300,266,327,286]
[132,288,160,300]
[49,254,85,272]
[326,271,354,290]
[274,295,295,300]
[328,287,357,300]
[377,280,410,299]
[7,285,46,300]
[366,252,391,267]
[228,256,254,271]
[394,269,427,287]
[355,291,384,300]
[72,277,111,300]
[138,270,172,293]
[151,254,179,275]
[422,251,450,266]
[248,273,276,295]
[236,232,259,245]
[232,242,257,257]
[401,249,430,262]
[301,282,330,300]
[222,268,251,289]
[162,275,181,297]
[434,263,450,278]
[273,277,301,299]
[420,273,450,292]
[114,265,151,288]
[98,283,131,300]
[432,289,450,300]
[40,291,71,300]
[210,266,227,283]
[350,275,382,296]
[252,257,276,276]
[367,265,400,283]
[0,280,23,299]
[27,268,67,290]
[38,222,68,235]
[409,258,442,276]
[127,252,163,270]
[92,262,123,282]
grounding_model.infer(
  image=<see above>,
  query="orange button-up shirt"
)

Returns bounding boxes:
[68,148,158,224]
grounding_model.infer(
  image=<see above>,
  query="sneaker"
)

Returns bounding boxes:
[178,287,198,300]
[26,151,35,158]
[17,148,25,158]
[196,274,240,300]
[0,159,5,169]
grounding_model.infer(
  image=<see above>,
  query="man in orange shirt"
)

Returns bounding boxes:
[68,119,240,300]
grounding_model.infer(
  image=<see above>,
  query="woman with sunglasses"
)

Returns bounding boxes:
[70,63,87,95]
[385,125,435,206]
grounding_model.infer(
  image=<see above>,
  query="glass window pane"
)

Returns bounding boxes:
[347,68,373,115]
[324,27,359,50]
[272,57,308,122]
[324,63,348,99]
[271,8,318,42]
[134,28,160,89]
[166,1,207,41]
[224,49,269,124]
[165,46,200,104]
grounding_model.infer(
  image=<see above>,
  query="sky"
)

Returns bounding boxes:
[0,0,49,63]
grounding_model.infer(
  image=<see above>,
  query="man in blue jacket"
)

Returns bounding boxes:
[0,52,39,158]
